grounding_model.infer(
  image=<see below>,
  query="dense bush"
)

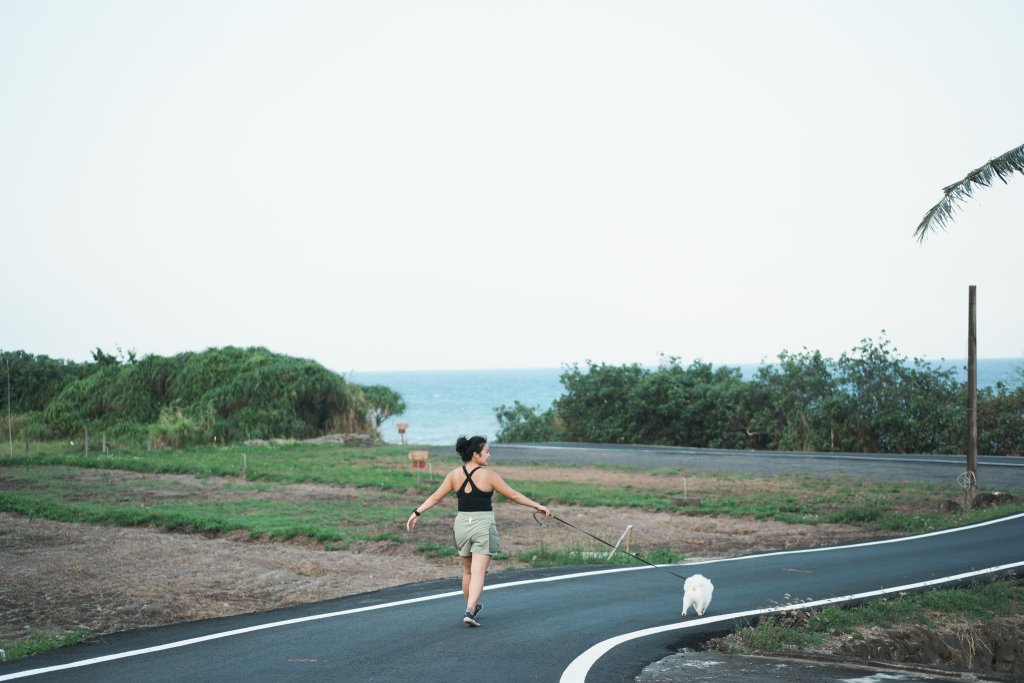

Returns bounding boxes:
[555,362,646,444]
[44,363,165,436]
[830,338,963,454]
[148,406,211,449]
[630,360,749,449]
[746,349,840,451]
[4,347,386,446]
[494,400,563,442]
[0,351,91,413]
[977,379,1024,456]
[546,359,751,447]
[495,338,1024,455]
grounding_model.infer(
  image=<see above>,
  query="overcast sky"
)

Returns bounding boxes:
[2,0,1022,372]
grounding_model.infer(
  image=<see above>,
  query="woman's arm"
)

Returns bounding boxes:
[406,472,455,531]
[489,472,550,517]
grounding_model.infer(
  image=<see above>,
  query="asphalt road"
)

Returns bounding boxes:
[491,442,1024,489]
[4,513,1023,682]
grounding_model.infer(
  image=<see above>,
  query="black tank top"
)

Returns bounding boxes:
[457,465,493,512]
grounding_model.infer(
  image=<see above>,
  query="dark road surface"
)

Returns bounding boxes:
[491,442,1024,488]
[4,513,1022,682]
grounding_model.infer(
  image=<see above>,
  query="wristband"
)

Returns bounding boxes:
[412,509,421,517]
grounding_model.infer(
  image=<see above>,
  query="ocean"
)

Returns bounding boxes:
[350,358,1023,446]
[349,367,564,447]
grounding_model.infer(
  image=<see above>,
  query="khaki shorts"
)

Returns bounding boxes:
[453,511,499,556]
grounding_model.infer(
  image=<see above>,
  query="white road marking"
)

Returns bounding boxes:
[3,513,1022,680]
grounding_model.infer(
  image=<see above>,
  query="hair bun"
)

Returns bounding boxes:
[455,436,469,456]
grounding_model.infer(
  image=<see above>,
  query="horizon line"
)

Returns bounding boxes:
[345,356,1024,375]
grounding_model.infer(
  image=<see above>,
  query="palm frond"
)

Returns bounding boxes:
[915,142,1024,242]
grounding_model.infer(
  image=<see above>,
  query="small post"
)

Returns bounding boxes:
[966,285,978,508]
[102,432,108,454]
[84,427,89,456]
[24,435,29,455]
[6,356,13,458]
[397,423,409,446]
[241,452,247,477]
[607,524,634,560]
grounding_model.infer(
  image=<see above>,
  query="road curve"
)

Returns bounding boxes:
[491,442,1024,488]
[4,513,1023,683]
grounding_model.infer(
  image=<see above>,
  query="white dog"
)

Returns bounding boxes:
[681,574,714,617]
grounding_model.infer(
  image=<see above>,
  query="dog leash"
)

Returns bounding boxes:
[532,511,690,582]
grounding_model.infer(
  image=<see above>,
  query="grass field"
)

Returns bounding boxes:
[3,441,1022,546]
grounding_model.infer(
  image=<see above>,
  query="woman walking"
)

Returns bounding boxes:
[406,435,550,626]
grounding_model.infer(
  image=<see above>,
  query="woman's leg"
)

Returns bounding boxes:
[461,556,473,602]
[466,553,491,612]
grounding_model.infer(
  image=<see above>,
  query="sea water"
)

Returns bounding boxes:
[350,358,1022,446]
[349,368,564,446]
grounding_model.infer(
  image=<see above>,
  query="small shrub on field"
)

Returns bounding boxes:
[418,541,458,558]
[0,629,90,663]
[148,406,212,449]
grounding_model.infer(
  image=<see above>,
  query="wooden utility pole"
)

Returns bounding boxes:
[6,357,12,458]
[966,285,978,507]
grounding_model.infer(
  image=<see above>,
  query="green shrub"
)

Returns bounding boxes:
[26,346,380,445]
[493,337,1024,455]
[148,406,212,449]
[495,400,563,442]
[0,629,91,662]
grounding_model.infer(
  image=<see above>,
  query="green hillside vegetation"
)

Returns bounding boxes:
[496,337,1024,455]
[1,347,401,447]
